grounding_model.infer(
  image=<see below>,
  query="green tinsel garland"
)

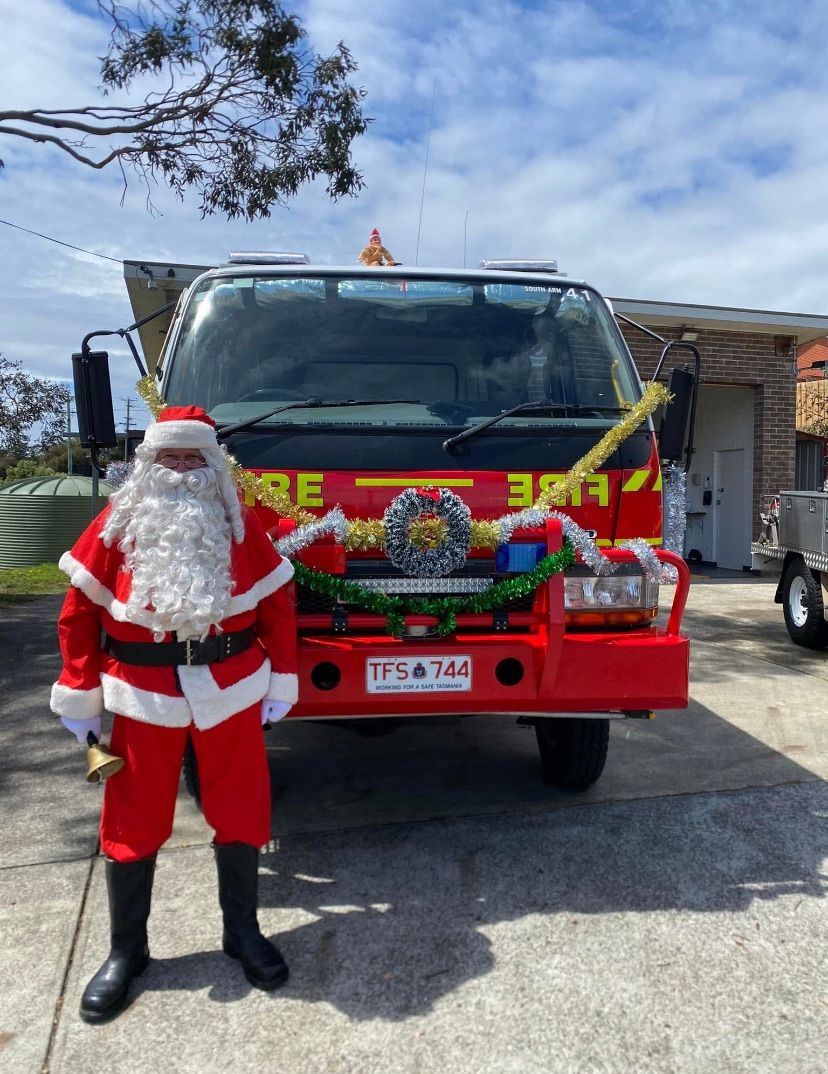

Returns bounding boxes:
[291,541,575,637]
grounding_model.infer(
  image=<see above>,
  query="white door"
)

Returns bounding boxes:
[714,448,747,569]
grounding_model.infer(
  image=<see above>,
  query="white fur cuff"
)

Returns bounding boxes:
[50,682,104,720]
[267,672,298,705]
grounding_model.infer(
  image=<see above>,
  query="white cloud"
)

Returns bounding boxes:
[1,0,828,435]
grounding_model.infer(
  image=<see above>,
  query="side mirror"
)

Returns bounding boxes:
[658,366,694,465]
[71,350,118,467]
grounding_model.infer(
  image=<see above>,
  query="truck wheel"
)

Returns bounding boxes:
[782,560,828,649]
[534,717,609,790]
[183,738,202,810]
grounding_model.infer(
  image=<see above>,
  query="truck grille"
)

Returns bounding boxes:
[296,558,537,616]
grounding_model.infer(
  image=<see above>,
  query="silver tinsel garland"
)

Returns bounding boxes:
[619,538,679,583]
[274,487,682,586]
[490,508,611,573]
[550,513,615,576]
[493,506,548,543]
[274,507,347,558]
[662,464,687,556]
[383,487,472,577]
[104,460,131,489]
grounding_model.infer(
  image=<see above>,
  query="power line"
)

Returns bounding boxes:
[0,217,122,265]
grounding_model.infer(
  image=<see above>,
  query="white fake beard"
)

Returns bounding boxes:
[119,465,234,639]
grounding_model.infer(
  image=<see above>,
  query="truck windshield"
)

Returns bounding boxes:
[163,273,641,429]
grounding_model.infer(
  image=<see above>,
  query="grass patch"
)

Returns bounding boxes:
[0,563,68,607]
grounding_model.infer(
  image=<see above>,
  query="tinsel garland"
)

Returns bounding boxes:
[104,460,131,489]
[470,519,502,550]
[383,487,472,577]
[136,372,676,585]
[662,464,687,556]
[230,463,317,526]
[284,380,671,550]
[484,507,609,572]
[275,508,347,557]
[326,517,509,552]
[550,512,615,576]
[292,541,575,636]
[281,503,671,585]
[534,381,670,509]
[341,518,386,551]
[619,538,678,584]
[136,375,166,417]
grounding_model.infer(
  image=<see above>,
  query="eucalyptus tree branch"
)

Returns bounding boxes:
[0,0,369,219]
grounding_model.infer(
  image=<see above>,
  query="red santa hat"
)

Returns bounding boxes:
[142,405,219,452]
[370,227,381,241]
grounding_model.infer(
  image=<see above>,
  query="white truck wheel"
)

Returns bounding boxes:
[782,558,828,649]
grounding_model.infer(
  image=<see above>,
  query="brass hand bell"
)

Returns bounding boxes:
[85,731,125,783]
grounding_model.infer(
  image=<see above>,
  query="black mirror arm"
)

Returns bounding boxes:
[615,313,668,346]
[81,327,147,379]
[614,315,701,474]
[80,301,177,378]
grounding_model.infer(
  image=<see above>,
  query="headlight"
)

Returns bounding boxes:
[564,567,658,626]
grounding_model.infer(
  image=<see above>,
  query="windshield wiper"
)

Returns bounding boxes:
[217,398,419,440]
[442,400,624,454]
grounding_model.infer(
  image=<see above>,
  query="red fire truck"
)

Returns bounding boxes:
[73,255,698,791]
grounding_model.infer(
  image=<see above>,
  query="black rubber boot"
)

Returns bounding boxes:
[214,842,289,990]
[79,855,156,1024]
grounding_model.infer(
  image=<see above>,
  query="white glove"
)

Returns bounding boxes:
[261,700,292,725]
[61,715,102,745]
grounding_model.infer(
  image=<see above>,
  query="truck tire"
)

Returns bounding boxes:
[534,717,609,790]
[183,738,202,810]
[782,559,828,649]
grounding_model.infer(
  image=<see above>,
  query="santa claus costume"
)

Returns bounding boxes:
[50,405,297,1022]
[358,226,398,266]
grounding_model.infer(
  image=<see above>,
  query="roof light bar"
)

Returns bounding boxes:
[226,251,311,265]
[479,259,559,273]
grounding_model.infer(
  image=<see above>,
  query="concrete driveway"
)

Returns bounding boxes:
[1,572,826,1074]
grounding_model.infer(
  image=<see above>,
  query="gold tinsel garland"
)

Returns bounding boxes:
[136,375,167,417]
[534,381,670,510]
[136,377,670,551]
[230,465,317,527]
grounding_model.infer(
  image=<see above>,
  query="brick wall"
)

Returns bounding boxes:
[618,323,796,539]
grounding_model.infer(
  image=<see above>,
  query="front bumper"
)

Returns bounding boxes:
[289,548,690,719]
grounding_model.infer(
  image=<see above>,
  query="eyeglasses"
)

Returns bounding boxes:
[156,453,206,470]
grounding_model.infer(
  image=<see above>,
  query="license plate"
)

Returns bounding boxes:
[366,655,472,694]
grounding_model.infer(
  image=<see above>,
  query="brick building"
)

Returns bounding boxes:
[795,338,828,490]
[610,299,828,568]
[123,262,828,570]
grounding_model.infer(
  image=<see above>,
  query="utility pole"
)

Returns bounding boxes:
[66,398,73,474]
[123,397,132,460]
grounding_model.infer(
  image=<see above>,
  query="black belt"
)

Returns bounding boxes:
[104,629,256,667]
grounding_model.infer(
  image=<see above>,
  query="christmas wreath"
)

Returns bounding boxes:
[383,487,472,578]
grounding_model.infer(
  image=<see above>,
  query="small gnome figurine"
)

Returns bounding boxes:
[358,228,399,266]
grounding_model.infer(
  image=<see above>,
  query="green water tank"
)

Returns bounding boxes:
[0,475,113,568]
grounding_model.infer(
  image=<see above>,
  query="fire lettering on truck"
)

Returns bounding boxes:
[507,473,609,508]
[244,472,325,507]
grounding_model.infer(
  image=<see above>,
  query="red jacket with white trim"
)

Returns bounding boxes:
[50,505,297,730]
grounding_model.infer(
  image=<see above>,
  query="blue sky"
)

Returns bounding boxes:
[2,0,828,430]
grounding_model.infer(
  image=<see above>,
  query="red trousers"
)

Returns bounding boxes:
[100,704,271,862]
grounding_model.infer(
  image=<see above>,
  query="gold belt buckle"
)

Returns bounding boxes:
[184,637,199,666]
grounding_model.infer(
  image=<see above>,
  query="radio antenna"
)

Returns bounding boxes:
[415,80,437,266]
[463,209,469,267]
